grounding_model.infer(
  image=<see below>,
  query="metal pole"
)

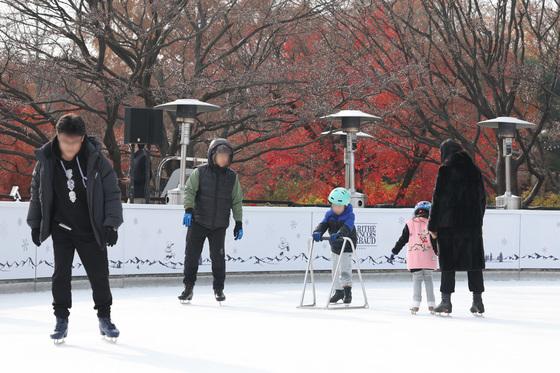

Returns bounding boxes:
[325,237,369,310]
[505,154,511,196]
[178,118,193,191]
[298,238,317,308]
[143,147,151,204]
[346,132,355,192]
[128,144,135,203]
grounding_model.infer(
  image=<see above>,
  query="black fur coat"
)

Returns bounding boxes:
[428,149,487,271]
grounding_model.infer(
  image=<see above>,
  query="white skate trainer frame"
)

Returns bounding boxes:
[298,236,369,309]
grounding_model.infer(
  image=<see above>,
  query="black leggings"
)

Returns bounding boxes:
[440,270,484,294]
[183,222,227,290]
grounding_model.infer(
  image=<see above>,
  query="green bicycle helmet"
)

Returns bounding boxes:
[328,187,351,206]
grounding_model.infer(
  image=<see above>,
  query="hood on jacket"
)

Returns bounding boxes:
[440,139,463,164]
[207,138,233,168]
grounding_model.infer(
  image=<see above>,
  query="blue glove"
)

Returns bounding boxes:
[312,231,322,242]
[329,232,341,242]
[234,228,244,240]
[234,221,243,240]
[182,212,192,227]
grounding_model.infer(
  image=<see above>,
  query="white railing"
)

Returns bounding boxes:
[1,202,559,281]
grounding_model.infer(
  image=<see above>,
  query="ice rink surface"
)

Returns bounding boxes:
[1,275,558,373]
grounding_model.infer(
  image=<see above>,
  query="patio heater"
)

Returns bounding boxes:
[155,99,220,204]
[321,110,381,207]
[477,116,536,209]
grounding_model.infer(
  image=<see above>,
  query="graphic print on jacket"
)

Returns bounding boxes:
[405,217,438,270]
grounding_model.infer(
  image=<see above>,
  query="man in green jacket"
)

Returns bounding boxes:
[178,138,243,303]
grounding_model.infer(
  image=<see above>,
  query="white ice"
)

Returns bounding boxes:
[0,275,558,373]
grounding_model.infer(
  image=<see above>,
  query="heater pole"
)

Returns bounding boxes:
[345,131,356,192]
[178,118,193,192]
[504,139,512,197]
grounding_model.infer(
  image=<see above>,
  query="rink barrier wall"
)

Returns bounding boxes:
[0,202,559,282]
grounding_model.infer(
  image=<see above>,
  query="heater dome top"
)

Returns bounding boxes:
[477,116,535,129]
[320,110,381,121]
[155,99,220,113]
[321,130,374,138]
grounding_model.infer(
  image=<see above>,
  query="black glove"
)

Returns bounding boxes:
[31,228,41,246]
[388,253,395,264]
[104,226,118,247]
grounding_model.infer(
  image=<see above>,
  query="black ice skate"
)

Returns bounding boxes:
[99,317,120,342]
[214,289,226,303]
[470,293,485,317]
[178,284,194,304]
[410,306,420,315]
[434,293,452,316]
[329,289,344,304]
[343,286,352,304]
[50,317,68,344]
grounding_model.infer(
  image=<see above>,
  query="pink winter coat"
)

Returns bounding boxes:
[404,217,438,270]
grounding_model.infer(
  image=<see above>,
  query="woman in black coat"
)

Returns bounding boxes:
[428,139,487,315]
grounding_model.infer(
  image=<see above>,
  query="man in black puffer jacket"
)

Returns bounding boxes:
[27,114,123,342]
[178,138,244,303]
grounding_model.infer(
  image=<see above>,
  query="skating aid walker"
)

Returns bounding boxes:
[298,236,369,310]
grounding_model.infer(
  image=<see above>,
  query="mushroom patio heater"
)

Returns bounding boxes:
[155,99,220,204]
[477,116,536,209]
[321,110,381,208]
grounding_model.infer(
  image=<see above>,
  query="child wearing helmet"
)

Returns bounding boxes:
[390,201,438,314]
[312,187,357,304]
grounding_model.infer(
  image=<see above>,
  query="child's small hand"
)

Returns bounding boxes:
[429,231,438,239]
[329,232,341,241]
[312,231,322,242]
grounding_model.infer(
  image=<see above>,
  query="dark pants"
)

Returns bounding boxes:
[183,222,227,290]
[440,270,485,294]
[51,225,112,318]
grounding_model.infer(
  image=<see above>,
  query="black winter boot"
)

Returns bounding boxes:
[470,292,485,316]
[329,289,344,304]
[433,293,452,315]
[343,286,352,304]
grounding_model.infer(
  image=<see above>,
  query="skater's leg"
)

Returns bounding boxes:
[51,227,76,318]
[339,252,352,288]
[338,252,353,304]
[208,227,227,291]
[467,270,485,293]
[183,222,208,286]
[331,252,342,290]
[411,270,423,307]
[435,271,454,314]
[439,270,456,294]
[75,234,112,318]
[423,270,436,307]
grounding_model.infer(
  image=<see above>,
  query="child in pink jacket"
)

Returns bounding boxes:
[390,201,438,314]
